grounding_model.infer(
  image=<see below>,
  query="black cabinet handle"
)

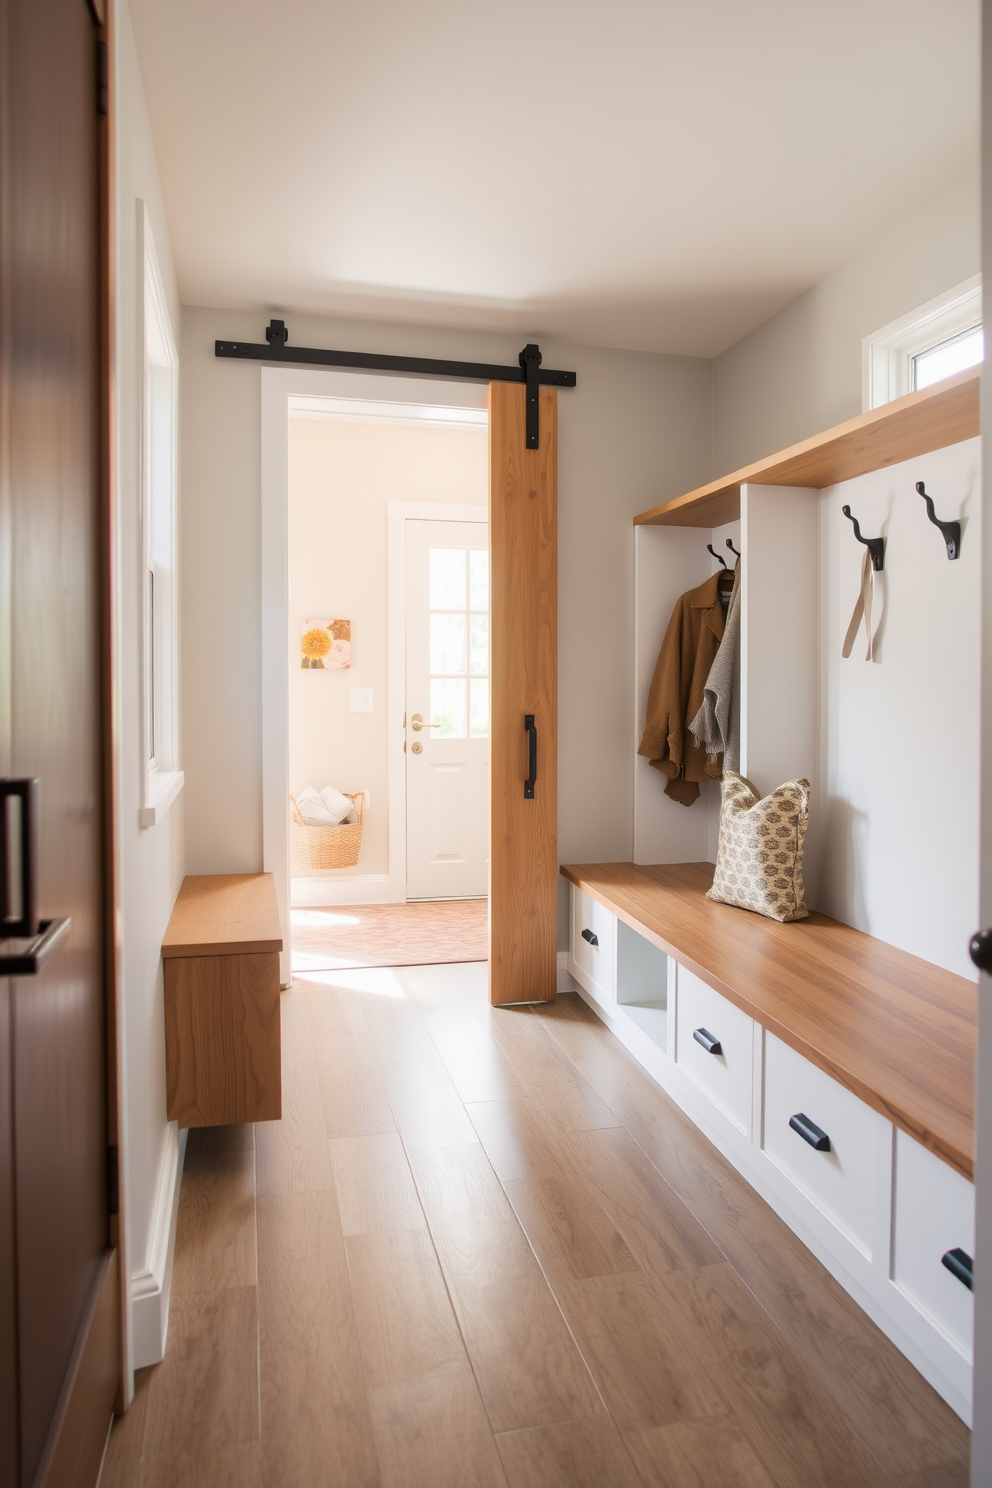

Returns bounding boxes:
[0,778,39,937]
[941,1247,974,1291]
[524,714,537,799]
[580,927,599,947]
[789,1113,831,1152]
[693,1027,722,1055]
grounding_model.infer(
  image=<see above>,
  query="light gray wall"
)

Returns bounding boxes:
[179,308,712,946]
[713,173,980,474]
[116,0,185,1391]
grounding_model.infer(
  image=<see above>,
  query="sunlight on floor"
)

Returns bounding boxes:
[291,949,368,973]
[294,966,409,998]
[290,909,362,927]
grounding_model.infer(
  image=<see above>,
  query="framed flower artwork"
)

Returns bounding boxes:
[301,618,351,669]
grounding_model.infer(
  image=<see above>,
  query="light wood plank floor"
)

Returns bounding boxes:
[100,964,971,1488]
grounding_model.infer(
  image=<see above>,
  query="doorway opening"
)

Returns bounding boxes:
[285,389,489,976]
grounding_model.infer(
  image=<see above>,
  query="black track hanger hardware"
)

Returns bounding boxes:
[916,481,961,560]
[842,505,885,571]
[215,321,577,450]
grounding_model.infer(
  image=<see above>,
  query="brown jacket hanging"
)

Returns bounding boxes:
[638,571,726,806]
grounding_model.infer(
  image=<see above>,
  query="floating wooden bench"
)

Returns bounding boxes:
[162,873,283,1128]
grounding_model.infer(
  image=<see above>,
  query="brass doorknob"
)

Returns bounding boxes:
[411,713,436,732]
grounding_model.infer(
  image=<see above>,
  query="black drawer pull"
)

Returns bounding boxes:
[581,928,598,947]
[789,1113,831,1151]
[941,1247,973,1291]
[693,1027,722,1055]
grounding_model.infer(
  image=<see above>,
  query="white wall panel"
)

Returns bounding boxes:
[818,437,981,978]
[740,484,820,899]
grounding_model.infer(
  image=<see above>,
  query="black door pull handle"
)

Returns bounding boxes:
[0,778,71,975]
[0,917,72,976]
[790,1113,831,1151]
[0,778,39,937]
[524,714,537,799]
[581,928,598,947]
[941,1247,974,1291]
[693,1027,722,1055]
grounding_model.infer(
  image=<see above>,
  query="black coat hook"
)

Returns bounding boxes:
[842,506,885,571]
[707,543,730,571]
[726,539,741,559]
[916,482,961,560]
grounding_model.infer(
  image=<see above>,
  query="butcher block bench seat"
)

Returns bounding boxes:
[162,873,283,1128]
[560,861,976,1179]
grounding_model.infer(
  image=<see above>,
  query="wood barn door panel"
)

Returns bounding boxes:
[1,0,119,1477]
[489,383,557,1005]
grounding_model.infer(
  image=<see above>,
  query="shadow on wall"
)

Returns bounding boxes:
[821,796,869,929]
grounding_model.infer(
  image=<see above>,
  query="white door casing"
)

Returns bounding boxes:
[404,518,489,899]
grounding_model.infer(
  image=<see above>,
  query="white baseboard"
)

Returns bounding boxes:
[131,1124,187,1369]
[291,873,404,907]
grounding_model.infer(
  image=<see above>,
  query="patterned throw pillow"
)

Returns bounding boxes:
[707,772,811,923]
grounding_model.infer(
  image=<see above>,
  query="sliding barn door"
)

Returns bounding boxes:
[488,382,557,1005]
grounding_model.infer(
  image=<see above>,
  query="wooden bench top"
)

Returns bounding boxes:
[162,873,283,959]
[561,861,976,1179]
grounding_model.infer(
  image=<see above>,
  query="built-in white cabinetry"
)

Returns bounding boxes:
[674,968,753,1136]
[565,880,974,1424]
[569,402,981,1425]
[569,887,616,1005]
[892,1129,974,1362]
[762,1031,884,1258]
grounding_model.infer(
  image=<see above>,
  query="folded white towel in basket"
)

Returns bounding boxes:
[320,785,357,823]
[296,785,356,827]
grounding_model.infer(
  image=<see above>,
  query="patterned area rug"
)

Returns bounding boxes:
[291,899,488,972]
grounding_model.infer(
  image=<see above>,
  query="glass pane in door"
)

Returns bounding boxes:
[428,545,488,740]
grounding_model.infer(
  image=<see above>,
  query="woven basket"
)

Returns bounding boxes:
[290,791,365,870]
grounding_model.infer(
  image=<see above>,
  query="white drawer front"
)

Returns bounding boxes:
[675,967,753,1135]
[762,1033,884,1256]
[570,886,616,1003]
[892,1130,974,1360]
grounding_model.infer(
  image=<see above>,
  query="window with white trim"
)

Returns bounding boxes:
[863,275,982,410]
[139,205,182,828]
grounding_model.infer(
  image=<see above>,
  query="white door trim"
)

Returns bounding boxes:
[387,502,488,907]
[261,369,488,980]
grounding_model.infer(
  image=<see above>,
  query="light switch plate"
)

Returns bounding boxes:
[350,688,373,713]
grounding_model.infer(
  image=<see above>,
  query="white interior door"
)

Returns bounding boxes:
[405,519,489,899]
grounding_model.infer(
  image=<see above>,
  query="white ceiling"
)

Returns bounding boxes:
[129,0,979,358]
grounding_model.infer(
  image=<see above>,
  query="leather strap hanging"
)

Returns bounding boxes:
[842,549,874,662]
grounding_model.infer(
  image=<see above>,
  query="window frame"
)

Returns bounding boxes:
[863,274,982,411]
[139,204,183,828]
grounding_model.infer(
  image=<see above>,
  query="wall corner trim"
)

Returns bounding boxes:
[130,1124,186,1369]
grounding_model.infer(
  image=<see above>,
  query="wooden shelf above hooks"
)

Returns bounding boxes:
[634,364,980,529]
